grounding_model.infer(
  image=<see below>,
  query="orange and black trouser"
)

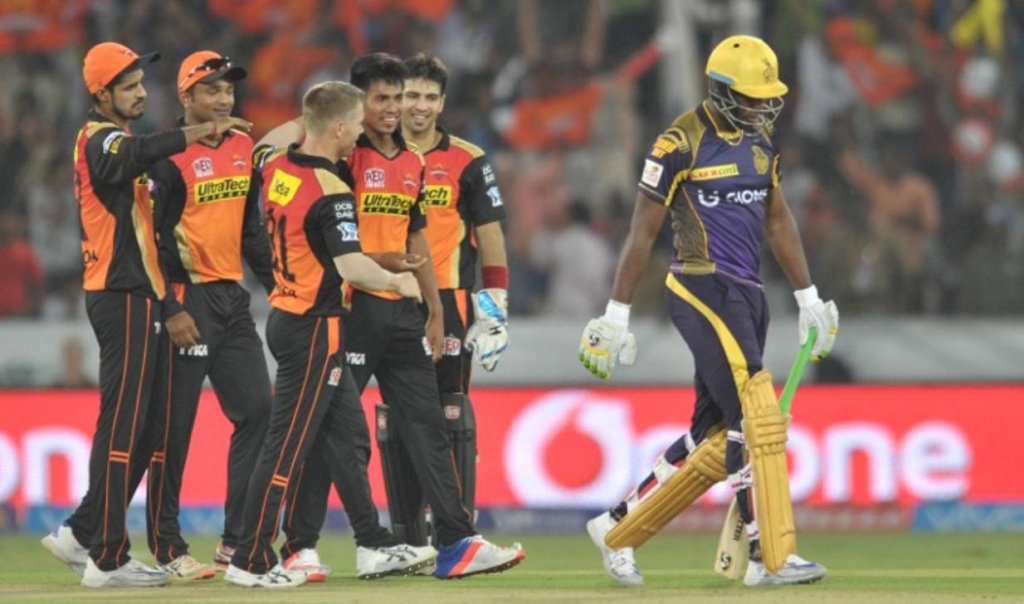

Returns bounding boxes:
[282,292,475,552]
[144,281,272,564]
[230,309,343,575]
[433,288,474,395]
[67,291,165,571]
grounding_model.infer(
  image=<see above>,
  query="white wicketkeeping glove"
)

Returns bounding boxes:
[794,285,839,360]
[578,301,637,380]
[465,288,509,371]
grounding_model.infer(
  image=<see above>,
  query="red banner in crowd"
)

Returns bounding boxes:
[0,385,1021,512]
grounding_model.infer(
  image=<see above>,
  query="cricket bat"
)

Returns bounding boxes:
[713,327,818,579]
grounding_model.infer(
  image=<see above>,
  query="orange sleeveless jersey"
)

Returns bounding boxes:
[346,132,426,299]
[74,110,187,299]
[152,130,254,284]
[257,145,363,316]
[420,130,506,290]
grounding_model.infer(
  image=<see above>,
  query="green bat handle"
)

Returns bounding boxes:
[779,326,817,415]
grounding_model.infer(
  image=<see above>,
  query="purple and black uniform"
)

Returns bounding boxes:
[617,102,782,521]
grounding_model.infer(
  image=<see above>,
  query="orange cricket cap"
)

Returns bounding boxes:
[82,42,160,94]
[177,51,247,93]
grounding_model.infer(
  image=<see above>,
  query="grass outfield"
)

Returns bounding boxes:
[1,532,1022,603]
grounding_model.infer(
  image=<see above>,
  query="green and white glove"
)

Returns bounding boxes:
[794,285,839,360]
[578,301,637,380]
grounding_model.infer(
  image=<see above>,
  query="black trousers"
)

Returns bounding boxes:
[281,291,474,550]
[67,291,164,571]
[230,310,389,574]
[145,281,271,563]
[433,288,474,395]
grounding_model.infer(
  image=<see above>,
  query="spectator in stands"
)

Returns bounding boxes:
[52,337,97,389]
[0,211,44,318]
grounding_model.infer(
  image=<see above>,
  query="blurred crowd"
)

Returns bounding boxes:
[1,0,1022,321]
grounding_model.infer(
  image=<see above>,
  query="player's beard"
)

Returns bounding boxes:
[113,99,145,122]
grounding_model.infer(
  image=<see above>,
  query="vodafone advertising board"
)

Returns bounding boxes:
[0,386,1020,512]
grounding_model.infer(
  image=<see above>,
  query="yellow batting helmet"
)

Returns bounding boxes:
[705,35,787,134]
[706,35,788,98]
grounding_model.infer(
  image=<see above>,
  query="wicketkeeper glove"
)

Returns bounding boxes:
[465,288,509,371]
[794,285,839,360]
[578,301,637,380]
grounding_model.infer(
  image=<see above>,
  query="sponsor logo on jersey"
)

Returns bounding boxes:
[424,184,452,208]
[338,221,359,242]
[364,167,386,189]
[690,163,740,181]
[360,192,416,215]
[192,157,214,178]
[267,169,301,206]
[444,405,461,420]
[482,163,496,184]
[194,176,250,204]
[486,186,503,207]
[102,131,124,154]
[695,187,769,208]
[345,352,366,366]
[641,159,663,187]
[752,146,769,175]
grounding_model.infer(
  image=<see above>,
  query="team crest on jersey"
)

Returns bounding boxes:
[232,153,247,170]
[328,367,342,386]
[752,146,769,175]
[192,157,214,178]
[364,167,386,189]
[402,172,418,192]
[430,163,448,178]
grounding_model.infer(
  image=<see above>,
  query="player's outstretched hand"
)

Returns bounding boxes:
[213,116,253,135]
[578,316,636,380]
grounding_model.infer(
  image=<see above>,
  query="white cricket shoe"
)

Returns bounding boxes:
[213,541,234,571]
[433,535,525,579]
[586,511,644,587]
[744,553,828,586]
[282,548,332,582]
[41,522,89,577]
[225,563,308,588]
[158,554,216,580]
[81,558,170,588]
[356,544,438,579]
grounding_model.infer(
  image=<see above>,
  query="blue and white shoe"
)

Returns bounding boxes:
[744,553,827,586]
[41,521,89,577]
[586,512,644,587]
[433,535,524,579]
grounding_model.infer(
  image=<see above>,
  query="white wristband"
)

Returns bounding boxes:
[604,300,631,326]
[793,285,819,307]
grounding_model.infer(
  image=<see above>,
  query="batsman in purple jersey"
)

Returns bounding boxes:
[578,35,840,587]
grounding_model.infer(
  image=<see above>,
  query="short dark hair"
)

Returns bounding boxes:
[350,53,406,92]
[91,66,141,106]
[403,53,449,95]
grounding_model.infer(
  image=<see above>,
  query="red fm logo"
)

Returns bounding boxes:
[364,168,385,189]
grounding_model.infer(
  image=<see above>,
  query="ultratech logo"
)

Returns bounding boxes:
[360,193,415,215]
[195,176,250,204]
[423,185,452,208]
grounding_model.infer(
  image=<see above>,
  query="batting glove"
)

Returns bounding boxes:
[578,301,637,380]
[794,285,839,360]
[466,288,509,371]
